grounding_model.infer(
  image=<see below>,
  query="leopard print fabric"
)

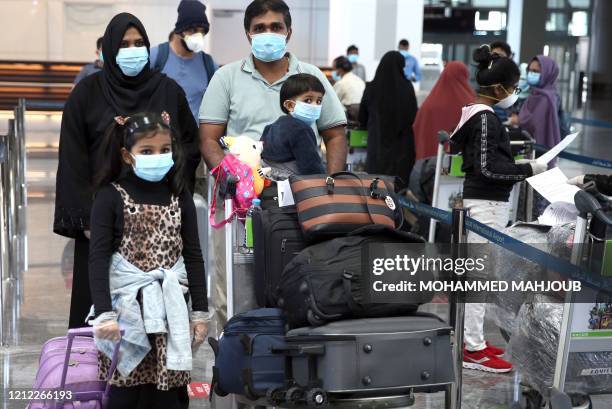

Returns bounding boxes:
[98,183,190,390]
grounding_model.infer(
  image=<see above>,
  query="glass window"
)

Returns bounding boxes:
[546,12,568,31]
[475,10,507,31]
[472,0,507,7]
[569,11,589,36]
[568,0,590,8]
[547,0,565,8]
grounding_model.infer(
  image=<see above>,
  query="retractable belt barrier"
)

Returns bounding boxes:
[534,143,612,169]
[570,117,612,129]
[398,196,612,294]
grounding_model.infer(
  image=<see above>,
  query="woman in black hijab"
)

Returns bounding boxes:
[359,51,418,190]
[54,13,199,329]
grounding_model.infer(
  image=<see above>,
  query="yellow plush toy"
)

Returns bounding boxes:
[222,136,265,195]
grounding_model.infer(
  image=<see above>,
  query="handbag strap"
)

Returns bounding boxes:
[326,172,402,228]
[208,165,238,229]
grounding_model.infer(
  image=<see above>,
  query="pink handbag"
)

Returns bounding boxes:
[27,327,122,409]
[209,153,256,229]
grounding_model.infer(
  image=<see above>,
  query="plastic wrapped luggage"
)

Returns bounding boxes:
[508,295,612,396]
[266,314,454,407]
[487,222,551,336]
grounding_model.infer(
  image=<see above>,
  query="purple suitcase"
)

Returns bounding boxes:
[27,327,122,409]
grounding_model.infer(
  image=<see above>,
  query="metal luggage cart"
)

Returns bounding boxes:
[211,174,464,409]
[514,187,612,409]
[428,130,535,243]
[548,189,612,409]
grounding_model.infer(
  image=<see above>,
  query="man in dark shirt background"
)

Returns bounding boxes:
[73,37,103,86]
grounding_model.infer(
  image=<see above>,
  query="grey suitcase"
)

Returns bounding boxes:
[268,314,455,407]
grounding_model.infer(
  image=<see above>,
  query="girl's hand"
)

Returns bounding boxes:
[94,319,121,342]
[190,321,209,351]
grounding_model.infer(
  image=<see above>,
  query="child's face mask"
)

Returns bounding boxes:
[130,152,174,182]
[290,101,322,125]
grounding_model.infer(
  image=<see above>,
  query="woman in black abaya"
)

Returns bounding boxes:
[54,13,199,329]
[359,51,418,190]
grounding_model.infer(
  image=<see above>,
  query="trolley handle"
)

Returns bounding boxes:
[574,190,612,226]
[219,174,239,199]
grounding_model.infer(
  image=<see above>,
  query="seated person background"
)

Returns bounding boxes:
[332,55,365,122]
[260,73,326,180]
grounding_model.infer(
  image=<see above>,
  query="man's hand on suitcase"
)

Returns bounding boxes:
[94,319,121,342]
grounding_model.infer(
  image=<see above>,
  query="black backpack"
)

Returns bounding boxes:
[276,225,432,328]
[152,42,216,81]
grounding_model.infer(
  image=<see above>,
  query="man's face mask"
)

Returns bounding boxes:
[250,33,287,62]
[184,32,205,53]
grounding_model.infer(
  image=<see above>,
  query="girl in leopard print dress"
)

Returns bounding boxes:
[88,112,210,409]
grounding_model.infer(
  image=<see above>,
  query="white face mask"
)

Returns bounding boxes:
[495,92,519,109]
[184,33,205,53]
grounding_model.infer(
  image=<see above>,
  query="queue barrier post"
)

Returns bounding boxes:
[0,100,27,347]
[428,131,450,243]
[447,208,467,409]
[0,131,8,346]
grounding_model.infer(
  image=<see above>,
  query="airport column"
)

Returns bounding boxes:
[506,0,547,63]
[589,0,612,97]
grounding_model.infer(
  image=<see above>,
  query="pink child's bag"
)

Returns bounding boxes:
[209,153,256,228]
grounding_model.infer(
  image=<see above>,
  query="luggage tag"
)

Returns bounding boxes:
[188,381,211,398]
[277,179,295,207]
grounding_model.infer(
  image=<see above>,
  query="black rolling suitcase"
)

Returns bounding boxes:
[253,205,308,307]
[267,315,455,407]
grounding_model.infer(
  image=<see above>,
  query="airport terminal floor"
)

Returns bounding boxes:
[0,92,610,409]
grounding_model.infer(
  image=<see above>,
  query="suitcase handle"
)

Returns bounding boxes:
[270,343,325,356]
[59,327,124,409]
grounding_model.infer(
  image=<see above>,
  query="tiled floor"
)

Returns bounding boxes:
[0,95,611,409]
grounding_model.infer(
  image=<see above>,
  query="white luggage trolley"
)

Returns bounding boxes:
[548,189,612,409]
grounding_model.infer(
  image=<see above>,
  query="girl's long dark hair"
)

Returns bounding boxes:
[94,112,185,195]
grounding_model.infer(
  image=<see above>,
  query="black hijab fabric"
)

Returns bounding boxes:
[100,13,164,114]
[368,51,418,141]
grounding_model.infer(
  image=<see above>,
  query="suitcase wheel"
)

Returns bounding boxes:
[266,387,284,406]
[214,383,229,397]
[305,388,328,408]
[285,386,304,404]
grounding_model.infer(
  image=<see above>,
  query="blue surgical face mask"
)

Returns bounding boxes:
[331,70,341,82]
[518,78,530,98]
[527,71,541,86]
[116,46,149,77]
[250,33,287,62]
[99,51,104,62]
[399,50,410,58]
[290,101,322,124]
[131,152,174,182]
[347,54,359,64]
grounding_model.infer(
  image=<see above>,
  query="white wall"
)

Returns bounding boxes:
[0,0,423,72]
[0,0,183,62]
[328,0,423,81]
[0,0,328,65]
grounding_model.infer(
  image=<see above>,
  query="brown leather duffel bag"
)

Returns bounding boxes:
[289,172,401,241]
